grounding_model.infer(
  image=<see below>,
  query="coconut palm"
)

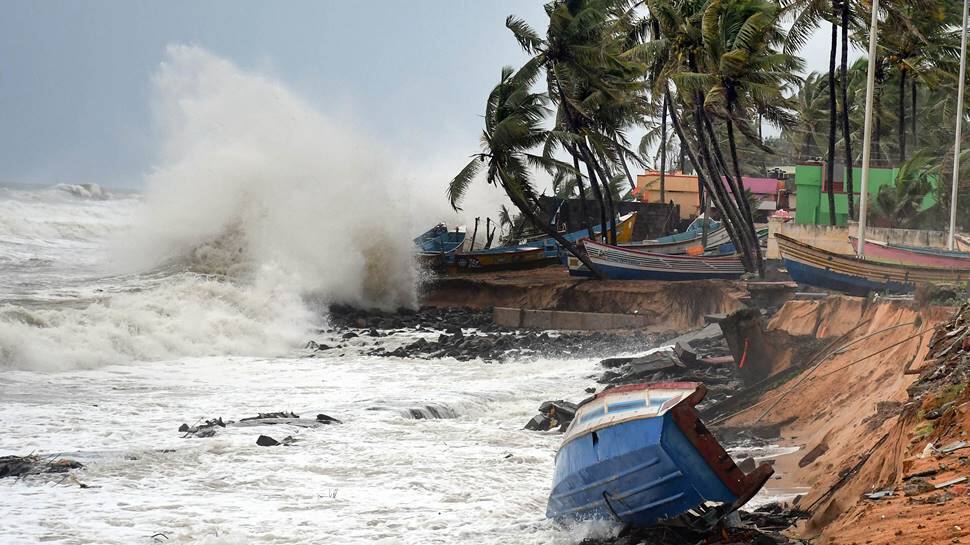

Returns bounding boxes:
[448,65,602,276]
[507,0,650,244]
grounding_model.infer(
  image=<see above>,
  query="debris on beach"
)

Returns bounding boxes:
[0,455,83,479]
[178,410,342,438]
[524,400,577,432]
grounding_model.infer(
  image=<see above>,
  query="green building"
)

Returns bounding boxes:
[793,164,938,226]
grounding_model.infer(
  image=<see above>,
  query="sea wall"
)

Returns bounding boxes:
[421,269,747,333]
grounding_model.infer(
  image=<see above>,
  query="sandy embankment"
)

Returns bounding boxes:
[722,296,968,545]
[420,267,747,332]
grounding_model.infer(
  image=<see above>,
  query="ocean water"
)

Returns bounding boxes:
[0,183,621,545]
[0,45,791,545]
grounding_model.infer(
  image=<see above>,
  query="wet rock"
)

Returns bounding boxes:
[256,434,279,446]
[316,413,342,424]
[180,417,229,437]
[737,456,757,474]
[525,400,578,432]
[904,477,935,496]
[1,455,83,479]
[240,411,299,421]
[341,332,358,339]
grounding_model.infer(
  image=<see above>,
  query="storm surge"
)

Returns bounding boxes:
[0,45,424,370]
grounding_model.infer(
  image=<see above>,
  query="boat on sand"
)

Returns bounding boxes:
[547,382,772,528]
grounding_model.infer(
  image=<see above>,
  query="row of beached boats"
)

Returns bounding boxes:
[415,213,765,280]
[415,214,970,295]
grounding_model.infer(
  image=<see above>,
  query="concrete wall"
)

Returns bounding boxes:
[766,219,959,258]
[493,307,652,331]
[794,164,913,226]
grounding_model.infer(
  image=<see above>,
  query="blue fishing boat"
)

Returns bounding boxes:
[777,233,970,295]
[414,224,466,254]
[522,212,637,258]
[547,383,773,528]
[622,217,731,255]
[567,240,746,280]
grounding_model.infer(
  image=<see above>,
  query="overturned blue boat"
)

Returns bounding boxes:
[546,383,773,529]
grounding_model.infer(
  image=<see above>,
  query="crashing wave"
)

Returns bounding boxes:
[52,183,111,200]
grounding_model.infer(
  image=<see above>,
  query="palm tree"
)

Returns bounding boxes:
[507,0,650,245]
[871,155,935,228]
[782,72,829,159]
[643,0,770,273]
[448,65,602,277]
[696,0,801,273]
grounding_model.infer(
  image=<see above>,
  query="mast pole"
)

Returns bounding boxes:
[949,0,969,250]
[856,0,880,257]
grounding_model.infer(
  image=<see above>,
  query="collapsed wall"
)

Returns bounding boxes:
[421,269,746,332]
[717,296,965,544]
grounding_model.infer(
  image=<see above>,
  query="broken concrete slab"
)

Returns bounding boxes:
[934,476,968,489]
[941,440,969,454]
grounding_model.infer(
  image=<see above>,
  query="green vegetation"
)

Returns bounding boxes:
[449,0,970,277]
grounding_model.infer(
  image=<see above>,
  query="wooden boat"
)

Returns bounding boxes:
[848,236,970,269]
[524,212,638,258]
[445,213,639,273]
[776,233,970,295]
[623,217,731,255]
[568,240,746,280]
[414,224,466,254]
[547,383,773,528]
[448,246,549,272]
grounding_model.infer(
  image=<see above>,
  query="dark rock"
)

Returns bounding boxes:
[241,412,298,421]
[256,435,280,447]
[524,414,552,431]
[178,423,189,432]
[341,332,359,339]
[737,456,757,474]
[903,477,935,496]
[316,413,342,424]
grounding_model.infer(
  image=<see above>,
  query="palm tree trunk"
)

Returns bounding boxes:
[501,180,603,278]
[484,218,495,249]
[840,0,855,219]
[665,91,748,271]
[660,95,668,203]
[691,98,755,272]
[898,69,907,163]
[725,116,765,277]
[579,147,609,242]
[703,113,762,275]
[591,146,620,244]
[826,14,838,226]
[911,79,918,151]
[570,150,595,238]
[680,143,687,174]
[470,217,480,250]
[611,137,638,192]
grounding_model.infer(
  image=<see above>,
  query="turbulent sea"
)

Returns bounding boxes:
[0,45,616,544]
[0,182,618,545]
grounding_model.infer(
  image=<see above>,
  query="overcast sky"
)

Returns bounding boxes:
[0,1,844,188]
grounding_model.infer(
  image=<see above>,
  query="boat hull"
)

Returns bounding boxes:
[448,247,552,272]
[568,240,746,281]
[547,384,772,528]
[849,236,970,269]
[777,234,970,295]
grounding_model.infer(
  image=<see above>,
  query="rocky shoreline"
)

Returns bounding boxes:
[311,304,669,363]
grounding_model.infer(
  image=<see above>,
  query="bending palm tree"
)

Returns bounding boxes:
[448,65,602,278]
